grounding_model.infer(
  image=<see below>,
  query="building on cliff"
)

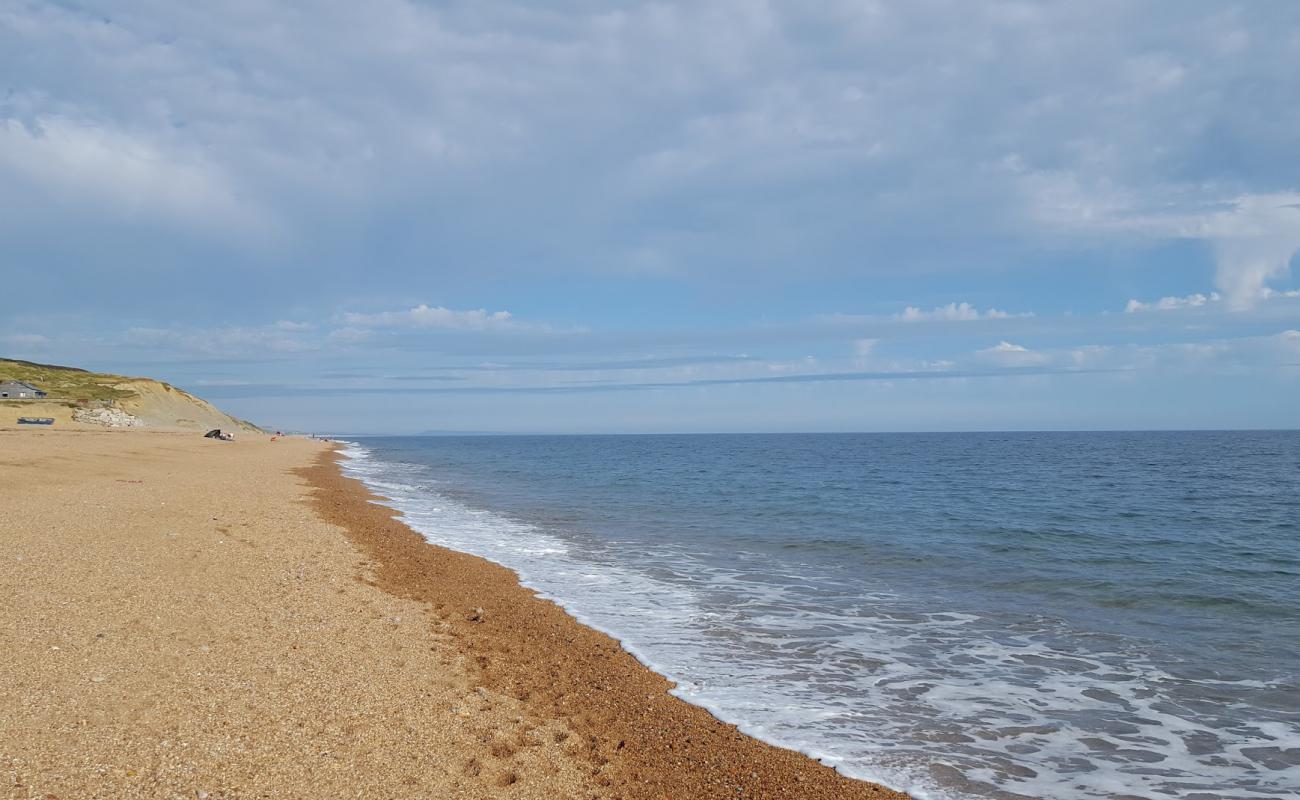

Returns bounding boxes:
[0,380,47,399]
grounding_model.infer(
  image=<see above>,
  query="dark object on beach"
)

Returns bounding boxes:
[17,417,55,425]
[204,429,223,438]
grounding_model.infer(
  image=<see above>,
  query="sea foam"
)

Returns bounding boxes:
[338,439,1300,800]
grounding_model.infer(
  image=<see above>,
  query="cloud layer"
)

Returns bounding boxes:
[2,1,1299,431]
[4,1,1300,292]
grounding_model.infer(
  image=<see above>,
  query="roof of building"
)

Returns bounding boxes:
[0,380,43,391]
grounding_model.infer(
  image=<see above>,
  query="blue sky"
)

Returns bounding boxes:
[2,0,1299,433]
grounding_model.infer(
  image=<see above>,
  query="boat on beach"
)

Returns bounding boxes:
[16,417,55,425]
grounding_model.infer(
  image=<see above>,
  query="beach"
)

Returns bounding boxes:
[0,428,906,799]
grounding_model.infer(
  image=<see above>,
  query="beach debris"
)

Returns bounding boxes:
[73,407,142,427]
[468,607,486,623]
[90,675,106,683]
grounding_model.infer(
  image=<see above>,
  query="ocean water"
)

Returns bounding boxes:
[337,432,1300,800]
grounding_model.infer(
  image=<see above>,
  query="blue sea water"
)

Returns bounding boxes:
[338,432,1300,799]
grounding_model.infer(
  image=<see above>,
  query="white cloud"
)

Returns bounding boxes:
[1014,173,1300,309]
[968,330,1300,374]
[1271,329,1300,359]
[898,302,1021,322]
[852,338,879,356]
[1124,292,1220,313]
[1123,284,1300,313]
[0,115,264,236]
[1261,288,1300,299]
[340,304,543,332]
[1067,345,1113,369]
[1199,194,1300,310]
[976,340,1049,367]
[6,1,1299,289]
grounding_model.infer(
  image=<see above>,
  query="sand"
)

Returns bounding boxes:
[1,428,910,799]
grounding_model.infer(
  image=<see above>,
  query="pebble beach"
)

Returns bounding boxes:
[0,428,906,799]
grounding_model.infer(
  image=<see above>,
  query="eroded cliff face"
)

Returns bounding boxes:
[112,380,261,432]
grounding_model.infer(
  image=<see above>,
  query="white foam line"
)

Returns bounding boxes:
[334,442,1300,800]
[335,443,936,797]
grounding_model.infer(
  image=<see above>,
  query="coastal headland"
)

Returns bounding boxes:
[1,427,909,799]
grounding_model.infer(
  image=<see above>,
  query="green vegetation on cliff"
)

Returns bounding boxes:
[0,359,135,402]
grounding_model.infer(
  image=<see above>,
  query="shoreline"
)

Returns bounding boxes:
[303,446,911,799]
[2,428,909,799]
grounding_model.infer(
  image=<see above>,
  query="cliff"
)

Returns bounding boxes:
[0,359,262,432]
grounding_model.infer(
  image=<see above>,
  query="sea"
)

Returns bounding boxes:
[336,431,1300,800]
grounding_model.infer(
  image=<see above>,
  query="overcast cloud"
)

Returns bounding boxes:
[1,1,1298,431]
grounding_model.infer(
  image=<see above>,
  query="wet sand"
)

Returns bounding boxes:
[1,428,909,799]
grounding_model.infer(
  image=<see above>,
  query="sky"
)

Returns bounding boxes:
[2,0,1299,433]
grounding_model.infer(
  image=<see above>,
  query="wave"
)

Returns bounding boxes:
[336,441,1300,800]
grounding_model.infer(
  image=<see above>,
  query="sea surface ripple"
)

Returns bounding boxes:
[338,431,1300,800]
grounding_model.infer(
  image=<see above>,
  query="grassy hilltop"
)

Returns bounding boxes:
[0,359,136,402]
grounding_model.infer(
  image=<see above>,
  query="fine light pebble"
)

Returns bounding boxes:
[0,430,596,800]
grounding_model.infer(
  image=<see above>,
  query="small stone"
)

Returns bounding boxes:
[468,607,485,622]
[198,645,211,653]
[90,675,106,683]
[196,791,210,800]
